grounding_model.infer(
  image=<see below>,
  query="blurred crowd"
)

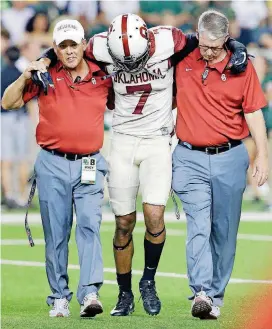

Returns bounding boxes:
[1,0,272,210]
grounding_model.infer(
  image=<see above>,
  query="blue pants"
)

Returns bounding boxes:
[34,149,107,305]
[172,143,249,306]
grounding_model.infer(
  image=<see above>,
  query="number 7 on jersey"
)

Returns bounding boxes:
[126,83,152,114]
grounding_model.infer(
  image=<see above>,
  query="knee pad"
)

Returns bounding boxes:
[146,226,165,238]
[113,235,133,251]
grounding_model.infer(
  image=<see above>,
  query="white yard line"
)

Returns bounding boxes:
[2,228,272,244]
[1,259,271,285]
[1,212,272,224]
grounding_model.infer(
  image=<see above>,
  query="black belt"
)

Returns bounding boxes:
[43,147,99,161]
[178,140,242,155]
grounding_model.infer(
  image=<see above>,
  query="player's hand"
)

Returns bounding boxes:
[31,71,54,95]
[252,154,269,186]
[225,39,249,74]
[30,61,54,95]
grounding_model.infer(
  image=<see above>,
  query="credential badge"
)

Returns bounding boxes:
[221,74,227,81]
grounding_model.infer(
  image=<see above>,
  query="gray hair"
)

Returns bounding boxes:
[198,10,229,40]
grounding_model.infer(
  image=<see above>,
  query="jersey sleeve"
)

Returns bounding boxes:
[171,27,187,53]
[85,33,112,63]
[22,80,40,103]
[85,36,96,60]
[170,33,198,67]
[242,61,267,113]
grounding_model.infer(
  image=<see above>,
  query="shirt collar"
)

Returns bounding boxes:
[56,58,102,78]
[195,48,231,74]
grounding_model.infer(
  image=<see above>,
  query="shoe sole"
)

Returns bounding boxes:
[144,307,161,316]
[192,301,212,318]
[200,314,218,320]
[80,304,103,318]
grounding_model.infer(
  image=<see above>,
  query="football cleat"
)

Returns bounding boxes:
[110,290,135,316]
[139,280,161,316]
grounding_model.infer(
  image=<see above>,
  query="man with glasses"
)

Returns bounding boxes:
[172,10,268,320]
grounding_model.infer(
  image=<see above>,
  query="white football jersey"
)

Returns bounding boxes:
[86,27,186,137]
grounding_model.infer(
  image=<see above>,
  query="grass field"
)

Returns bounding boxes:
[1,216,272,329]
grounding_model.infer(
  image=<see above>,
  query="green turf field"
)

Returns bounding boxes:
[2,219,272,329]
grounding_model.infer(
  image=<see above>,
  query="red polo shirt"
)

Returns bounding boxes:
[175,48,267,146]
[23,59,112,153]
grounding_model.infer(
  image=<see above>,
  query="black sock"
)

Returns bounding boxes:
[141,238,165,281]
[117,271,132,292]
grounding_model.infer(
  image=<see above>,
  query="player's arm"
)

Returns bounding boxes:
[170,28,249,74]
[39,47,57,67]
[169,32,198,67]
[2,61,41,109]
[224,38,249,74]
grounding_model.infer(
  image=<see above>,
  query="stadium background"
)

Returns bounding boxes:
[1,1,272,328]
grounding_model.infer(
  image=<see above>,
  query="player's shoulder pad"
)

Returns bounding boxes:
[148,26,177,64]
[92,32,113,64]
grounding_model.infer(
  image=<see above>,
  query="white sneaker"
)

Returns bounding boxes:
[200,305,221,320]
[49,298,70,317]
[191,291,212,318]
[80,292,103,318]
[210,306,220,319]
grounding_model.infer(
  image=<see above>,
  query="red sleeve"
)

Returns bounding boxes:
[172,27,187,53]
[85,37,96,60]
[22,80,40,103]
[242,61,267,113]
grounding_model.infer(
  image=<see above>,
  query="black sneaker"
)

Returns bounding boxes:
[110,291,134,316]
[139,280,161,316]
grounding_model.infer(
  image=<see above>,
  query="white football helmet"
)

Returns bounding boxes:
[107,14,150,73]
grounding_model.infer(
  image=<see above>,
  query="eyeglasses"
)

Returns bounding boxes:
[199,45,225,54]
